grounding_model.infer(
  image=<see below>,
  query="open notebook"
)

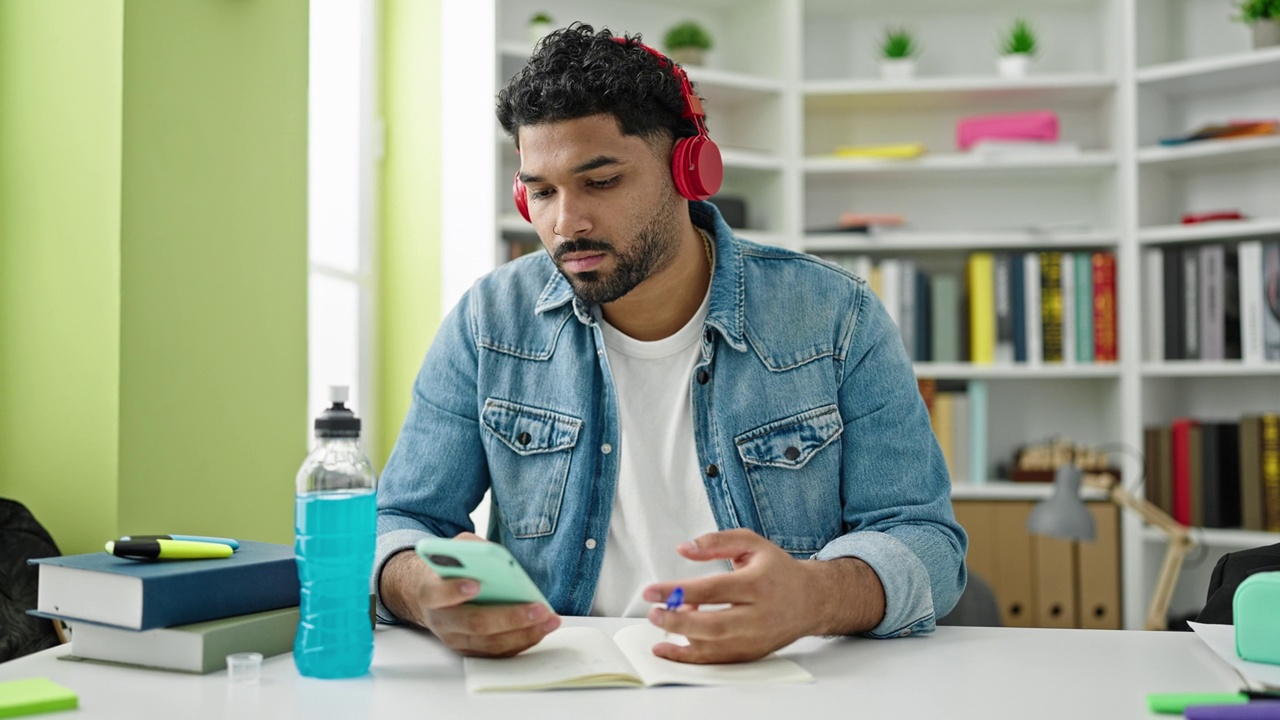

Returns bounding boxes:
[464,623,814,692]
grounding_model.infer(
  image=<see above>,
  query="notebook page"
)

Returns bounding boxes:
[464,627,642,692]
[612,623,814,687]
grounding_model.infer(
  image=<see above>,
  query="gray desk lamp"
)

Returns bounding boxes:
[1027,463,1195,631]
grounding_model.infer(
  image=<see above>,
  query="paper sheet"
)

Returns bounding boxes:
[1189,621,1280,690]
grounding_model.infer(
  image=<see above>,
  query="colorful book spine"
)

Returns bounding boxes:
[1075,252,1094,363]
[1093,252,1118,363]
[1040,252,1064,363]
[1171,417,1197,526]
[931,273,960,363]
[1238,241,1265,363]
[1024,253,1043,364]
[968,380,989,485]
[1263,414,1280,532]
[968,253,996,364]
[1061,252,1077,364]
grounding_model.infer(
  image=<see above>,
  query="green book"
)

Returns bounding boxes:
[65,606,298,674]
[0,678,77,718]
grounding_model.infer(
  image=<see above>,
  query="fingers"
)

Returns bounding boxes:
[675,528,769,563]
[453,531,486,542]
[642,573,751,607]
[427,602,560,658]
[647,604,745,642]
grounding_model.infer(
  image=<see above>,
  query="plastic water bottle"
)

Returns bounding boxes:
[294,385,378,678]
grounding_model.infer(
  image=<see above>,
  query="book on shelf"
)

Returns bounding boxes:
[1024,253,1043,365]
[1263,414,1280,532]
[463,624,813,693]
[968,253,996,364]
[994,253,1015,364]
[1075,252,1094,363]
[1199,244,1225,361]
[931,273,960,363]
[1092,251,1117,362]
[1183,247,1201,361]
[1162,249,1184,361]
[1144,247,1165,363]
[1265,242,1280,361]
[1011,255,1027,363]
[30,540,298,631]
[1238,241,1266,363]
[1061,250,1077,365]
[65,606,299,674]
[831,142,925,160]
[1146,414,1279,532]
[1040,252,1064,363]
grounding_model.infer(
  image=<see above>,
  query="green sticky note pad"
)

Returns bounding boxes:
[0,678,78,718]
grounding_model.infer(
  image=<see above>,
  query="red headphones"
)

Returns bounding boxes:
[511,37,723,223]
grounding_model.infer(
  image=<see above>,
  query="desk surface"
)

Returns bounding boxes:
[0,619,1241,719]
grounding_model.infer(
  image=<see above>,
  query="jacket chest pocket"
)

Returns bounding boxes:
[735,405,844,555]
[481,399,582,538]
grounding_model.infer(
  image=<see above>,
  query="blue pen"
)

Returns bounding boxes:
[664,587,684,611]
[120,534,239,550]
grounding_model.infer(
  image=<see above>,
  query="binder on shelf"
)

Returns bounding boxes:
[1033,534,1077,628]
[1198,244,1225,361]
[1238,241,1266,363]
[1077,503,1121,629]
[1200,422,1242,530]
[1143,247,1165,363]
[1011,255,1028,363]
[931,274,961,363]
[1162,249,1184,361]
[992,502,1036,628]
[1171,418,1198,526]
[994,253,1015,364]
[1182,247,1200,360]
[1061,252,1077,365]
[1263,414,1280,532]
[1024,253,1043,365]
[1240,415,1267,531]
[1188,423,1205,528]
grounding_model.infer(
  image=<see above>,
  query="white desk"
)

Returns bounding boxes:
[0,619,1243,719]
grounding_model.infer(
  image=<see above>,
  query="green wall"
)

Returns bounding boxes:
[377,0,443,465]
[0,0,125,555]
[0,0,308,554]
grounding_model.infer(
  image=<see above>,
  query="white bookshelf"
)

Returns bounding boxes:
[442,0,1280,631]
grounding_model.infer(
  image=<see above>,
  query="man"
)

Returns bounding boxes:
[375,24,966,664]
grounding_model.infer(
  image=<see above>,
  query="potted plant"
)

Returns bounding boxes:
[998,18,1038,78]
[1236,0,1280,48]
[878,26,919,81]
[663,20,713,66]
[528,12,554,48]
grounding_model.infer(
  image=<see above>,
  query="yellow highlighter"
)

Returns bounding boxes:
[105,538,234,560]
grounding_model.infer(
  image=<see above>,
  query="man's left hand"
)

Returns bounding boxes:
[642,528,885,664]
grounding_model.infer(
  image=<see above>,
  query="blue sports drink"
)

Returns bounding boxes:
[294,386,378,679]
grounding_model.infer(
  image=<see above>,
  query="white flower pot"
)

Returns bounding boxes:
[879,59,917,81]
[528,21,553,48]
[667,47,706,67]
[997,54,1032,78]
[1253,20,1280,49]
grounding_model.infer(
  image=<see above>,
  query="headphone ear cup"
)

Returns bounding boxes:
[670,135,724,201]
[512,172,531,223]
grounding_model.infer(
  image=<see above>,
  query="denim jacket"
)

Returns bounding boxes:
[375,201,967,638]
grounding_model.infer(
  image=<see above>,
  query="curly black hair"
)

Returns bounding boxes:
[496,23,704,149]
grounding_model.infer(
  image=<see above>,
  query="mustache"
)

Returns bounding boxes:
[553,238,614,262]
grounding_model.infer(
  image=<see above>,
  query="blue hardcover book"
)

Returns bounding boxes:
[1011,254,1027,362]
[1075,252,1094,363]
[968,380,989,485]
[30,540,298,631]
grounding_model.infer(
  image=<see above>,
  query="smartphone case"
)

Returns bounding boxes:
[1235,571,1280,665]
[414,538,550,607]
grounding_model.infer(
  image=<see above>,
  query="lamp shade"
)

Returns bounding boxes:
[1026,464,1097,542]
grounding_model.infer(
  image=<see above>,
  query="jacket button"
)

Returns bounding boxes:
[706,464,719,478]
[784,446,800,461]
[696,369,710,384]
[601,443,613,455]
[517,432,531,446]
[585,538,597,550]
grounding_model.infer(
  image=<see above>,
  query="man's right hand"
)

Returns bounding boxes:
[378,533,561,658]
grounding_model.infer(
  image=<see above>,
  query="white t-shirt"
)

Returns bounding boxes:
[590,287,725,617]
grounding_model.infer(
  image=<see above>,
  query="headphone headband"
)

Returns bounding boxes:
[512,32,723,222]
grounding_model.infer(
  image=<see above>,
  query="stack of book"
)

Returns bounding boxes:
[29,540,299,674]
[918,378,989,484]
[826,250,1118,365]
[1143,413,1280,531]
[1143,240,1280,362]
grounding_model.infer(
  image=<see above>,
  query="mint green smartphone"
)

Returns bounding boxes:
[414,538,550,607]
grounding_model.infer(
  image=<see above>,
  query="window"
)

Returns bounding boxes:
[308,0,380,448]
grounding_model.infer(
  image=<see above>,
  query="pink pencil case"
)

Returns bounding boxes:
[956,110,1060,150]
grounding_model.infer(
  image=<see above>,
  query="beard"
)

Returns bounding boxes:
[551,194,682,306]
